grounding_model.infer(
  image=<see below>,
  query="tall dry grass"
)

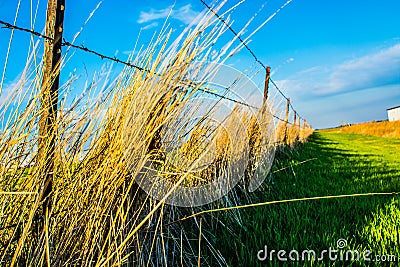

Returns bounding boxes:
[276,121,313,146]
[0,5,276,266]
[338,120,400,138]
[0,3,313,266]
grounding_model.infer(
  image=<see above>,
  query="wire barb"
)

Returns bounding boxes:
[0,19,53,41]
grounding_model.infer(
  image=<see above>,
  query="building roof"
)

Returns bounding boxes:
[387,105,400,111]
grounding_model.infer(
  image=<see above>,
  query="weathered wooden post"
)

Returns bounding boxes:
[282,98,290,144]
[244,67,271,189]
[263,66,271,107]
[296,115,300,140]
[38,0,65,220]
[285,99,290,122]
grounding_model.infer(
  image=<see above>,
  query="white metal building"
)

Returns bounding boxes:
[387,105,400,121]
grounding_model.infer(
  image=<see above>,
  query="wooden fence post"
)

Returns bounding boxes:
[283,98,290,144]
[285,98,290,122]
[38,0,65,221]
[263,66,271,107]
[293,110,298,142]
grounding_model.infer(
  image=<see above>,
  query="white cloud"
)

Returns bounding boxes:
[0,73,25,107]
[137,7,171,24]
[276,43,400,98]
[0,83,14,107]
[138,4,200,28]
[271,44,400,128]
[324,43,400,95]
[300,84,400,129]
[171,4,200,25]
[141,22,159,30]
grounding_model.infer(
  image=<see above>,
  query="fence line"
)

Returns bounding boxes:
[0,18,306,128]
[269,78,304,121]
[198,0,306,122]
[198,0,267,70]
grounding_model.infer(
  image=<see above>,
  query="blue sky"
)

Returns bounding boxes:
[0,0,399,128]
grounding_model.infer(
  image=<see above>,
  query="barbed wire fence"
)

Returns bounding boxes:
[0,3,313,244]
[0,12,311,139]
[198,0,308,126]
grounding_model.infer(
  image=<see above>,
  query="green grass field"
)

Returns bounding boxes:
[196,131,400,266]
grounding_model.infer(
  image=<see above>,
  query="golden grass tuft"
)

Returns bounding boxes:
[275,121,313,146]
[338,120,400,138]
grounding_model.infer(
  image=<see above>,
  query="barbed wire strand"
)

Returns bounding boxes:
[198,0,305,122]
[0,19,298,126]
[0,19,52,41]
[198,0,267,70]
[269,77,304,121]
[61,40,148,72]
[0,20,257,104]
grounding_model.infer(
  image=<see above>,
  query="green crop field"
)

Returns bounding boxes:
[196,131,400,266]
